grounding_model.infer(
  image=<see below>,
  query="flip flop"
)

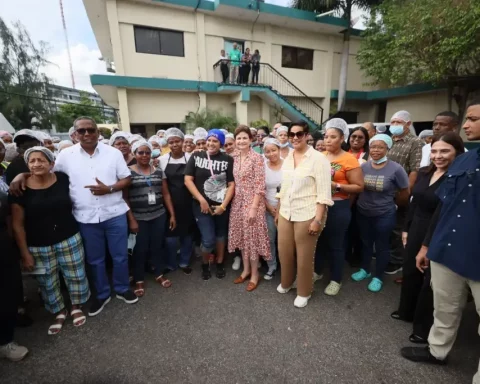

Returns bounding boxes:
[155,275,172,288]
[134,282,145,297]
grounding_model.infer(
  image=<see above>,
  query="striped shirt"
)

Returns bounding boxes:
[277,146,333,222]
[128,167,166,221]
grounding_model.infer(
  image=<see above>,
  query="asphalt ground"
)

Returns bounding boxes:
[1,259,478,384]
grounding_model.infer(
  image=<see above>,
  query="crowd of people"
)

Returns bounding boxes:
[219,43,261,84]
[0,102,479,384]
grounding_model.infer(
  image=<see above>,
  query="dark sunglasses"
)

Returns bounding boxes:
[136,151,151,156]
[257,134,267,138]
[288,131,306,139]
[76,128,97,135]
[350,134,365,140]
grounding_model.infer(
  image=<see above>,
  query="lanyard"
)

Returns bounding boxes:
[206,152,219,184]
[136,165,153,188]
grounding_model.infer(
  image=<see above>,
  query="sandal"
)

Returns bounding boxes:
[48,310,68,335]
[134,282,145,297]
[155,275,172,288]
[71,309,86,327]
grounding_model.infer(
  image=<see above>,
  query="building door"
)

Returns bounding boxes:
[130,124,147,138]
[224,39,245,54]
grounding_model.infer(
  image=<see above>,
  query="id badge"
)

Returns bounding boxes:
[148,191,156,205]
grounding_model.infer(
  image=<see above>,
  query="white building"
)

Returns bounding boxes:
[83,0,459,136]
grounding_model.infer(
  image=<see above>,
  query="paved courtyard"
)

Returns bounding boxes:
[1,261,478,384]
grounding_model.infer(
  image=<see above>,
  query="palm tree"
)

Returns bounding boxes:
[291,0,383,112]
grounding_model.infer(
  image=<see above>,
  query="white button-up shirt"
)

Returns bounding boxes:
[54,142,131,224]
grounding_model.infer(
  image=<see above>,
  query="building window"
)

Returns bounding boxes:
[281,46,313,70]
[134,26,184,57]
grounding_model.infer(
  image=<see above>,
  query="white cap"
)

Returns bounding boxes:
[325,118,349,141]
[391,110,411,123]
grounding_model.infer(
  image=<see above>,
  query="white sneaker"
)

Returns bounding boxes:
[0,342,29,362]
[277,283,292,294]
[232,256,241,271]
[264,267,276,280]
[313,272,323,283]
[294,295,311,308]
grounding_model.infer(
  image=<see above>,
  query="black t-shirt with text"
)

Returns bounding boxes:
[184,151,234,206]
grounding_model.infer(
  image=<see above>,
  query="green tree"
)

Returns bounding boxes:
[0,18,54,130]
[291,0,384,112]
[250,119,270,128]
[54,92,109,132]
[183,108,237,132]
[357,0,480,125]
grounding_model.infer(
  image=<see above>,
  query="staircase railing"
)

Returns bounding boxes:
[213,59,324,126]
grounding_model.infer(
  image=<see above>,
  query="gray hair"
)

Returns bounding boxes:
[73,116,98,130]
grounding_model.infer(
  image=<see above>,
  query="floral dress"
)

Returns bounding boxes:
[228,150,271,261]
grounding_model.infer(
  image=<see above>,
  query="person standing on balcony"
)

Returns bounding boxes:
[240,48,252,84]
[219,49,229,84]
[229,43,241,84]
[251,49,261,84]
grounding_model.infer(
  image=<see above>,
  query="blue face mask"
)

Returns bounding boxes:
[389,125,404,136]
[151,149,161,158]
[373,156,388,164]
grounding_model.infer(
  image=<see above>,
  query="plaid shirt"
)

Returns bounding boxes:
[388,133,424,175]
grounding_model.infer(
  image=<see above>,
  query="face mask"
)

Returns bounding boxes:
[151,149,161,158]
[373,156,388,164]
[279,142,290,148]
[389,125,404,136]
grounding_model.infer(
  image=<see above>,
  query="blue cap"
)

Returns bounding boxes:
[206,129,225,146]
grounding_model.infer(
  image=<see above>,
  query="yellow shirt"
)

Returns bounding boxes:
[277,146,333,222]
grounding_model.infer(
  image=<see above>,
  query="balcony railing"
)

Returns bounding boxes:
[213,59,324,126]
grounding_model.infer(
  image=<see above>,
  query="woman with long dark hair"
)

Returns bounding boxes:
[346,127,370,164]
[391,132,465,343]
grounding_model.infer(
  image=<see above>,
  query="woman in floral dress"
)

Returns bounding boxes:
[229,125,271,292]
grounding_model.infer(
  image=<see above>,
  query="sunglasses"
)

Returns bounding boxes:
[76,128,97,135]
[257,134,267,138]
[350,135,365,140]
[136,151,151,156]
[288,131,306,139]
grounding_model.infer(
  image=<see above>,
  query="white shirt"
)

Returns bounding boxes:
[159,152,191,172]
[54,142,131,224]
[420,143,468,167]
[265,162,282,208]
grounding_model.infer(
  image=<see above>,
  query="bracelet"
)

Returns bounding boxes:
[220,204,226,211]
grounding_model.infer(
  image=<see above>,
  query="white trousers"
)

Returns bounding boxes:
[428,261,480,383]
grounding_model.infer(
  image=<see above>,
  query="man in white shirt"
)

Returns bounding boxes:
[54,117,137,316]
[420,111,462,167]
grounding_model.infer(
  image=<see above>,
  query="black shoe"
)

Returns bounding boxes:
[401,346,447,365]
[390,311,412,322]
[216,263,226,279]
[181,266,193,275]
[409,334,428,344]
[116,290,139,304]
[385,263,403,275]
[88,296,111,317]
[202,263,211,281]
[15,310,33,328]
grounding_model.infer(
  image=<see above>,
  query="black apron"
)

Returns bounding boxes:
[164,153,194,237]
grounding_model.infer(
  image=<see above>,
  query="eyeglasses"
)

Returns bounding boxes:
[257,134,267,138]
[350,135,365,141]
[288,131,306,139]
[224,143,234,147]
[76,128,97,135]
[136,151,151,156]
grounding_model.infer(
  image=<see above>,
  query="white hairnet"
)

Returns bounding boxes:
[24,146,55,163]
[184,134,194,141]
[109,131,130,146]
[58,140,73,152]
[376,125,387,133]
[276,125,288,134]
[36,131,51,142]
[193,127,207,136]
[225,133,234,140]
[14,129,44,144]
[325,118,349,141]
[370,134,393,149]
[148,135,162,145]
[264,138,281,148]
[194,134,207,145]
[5,143,18,162]
[128,134,144,144]
[165,127,184,141]
[250,127,257,133]
[156,129,166,137]
[391,110,411,123]
[220,129,229,136]
[131,140,152,154]
[419,130,434,139]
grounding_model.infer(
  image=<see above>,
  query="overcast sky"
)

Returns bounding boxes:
[0,0,363,93]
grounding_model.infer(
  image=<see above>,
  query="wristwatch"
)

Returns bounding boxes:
[335,183,341,192]
[109,186,115,194]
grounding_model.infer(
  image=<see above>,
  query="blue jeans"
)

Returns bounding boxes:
[315,199,351,283]
[192,202,228,253]
[266,213,278,271]
[165,235,193,269]
[357,207,396,280]
[79,214,129,300]
[133,214,167,282]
